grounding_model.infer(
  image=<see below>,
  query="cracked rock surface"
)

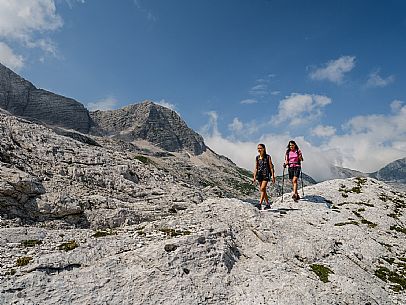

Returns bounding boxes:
[1,177,405,304]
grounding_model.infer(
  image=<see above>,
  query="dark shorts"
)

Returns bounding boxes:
[288,166,301,180]
[256,172,270,182]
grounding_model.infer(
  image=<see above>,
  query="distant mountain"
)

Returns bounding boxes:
[90,101,207,155]
[369,157,406,183]
[329,165,367,180]
[0,64,207,155]
[0,63,92,133]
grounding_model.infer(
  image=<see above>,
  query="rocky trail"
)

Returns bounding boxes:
[1,175,405,305]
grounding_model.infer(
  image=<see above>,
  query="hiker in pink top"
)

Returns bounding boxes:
[283,140,303,201]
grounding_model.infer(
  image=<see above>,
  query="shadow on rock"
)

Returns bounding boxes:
[300,195,333,208]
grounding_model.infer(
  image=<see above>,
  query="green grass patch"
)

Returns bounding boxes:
[16,256,32,267]
[137,230,146,236]
[383,257,395,265]
[334,221,359,227]
[159,228,191,237]
[374,266,406,291]
[310,264,334,283]
[390,225,406,234]
[352,211,377,228]
[336,201,374,207]
[5,269,16,276]
[236,167,253,178]
[355,177,367,186]
[134,155,153,165]
[232,180,256,195]
[21,239,42,247]
[351,186,362,193]
[58,240,79,251]
[92,230,117,238]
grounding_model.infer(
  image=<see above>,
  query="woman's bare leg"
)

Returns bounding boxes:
[292,176,298,197]
[260,181,269,204]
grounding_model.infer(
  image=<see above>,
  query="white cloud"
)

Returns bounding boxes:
[366,70,395,88]
[87,97,119,111]
[228,117,244,133]
[226,117,260,137]
[0,0,63,41]
[0,42,24,71]
[65,0,86,9]
[270,91,280,96]
[390,100,403,112]
[249,83,268,96]
[271,93,332,126]
[311,125,336,137]
[26,38,58,56]
[240,99,258,105]
[247,74,277,98]
[309,56,356,84]
[200,111,220,138]
[201,102,406,181]
[0,0,85,65]
[318,102,406,173]
[134,0,157,22]
[157,99,176,111]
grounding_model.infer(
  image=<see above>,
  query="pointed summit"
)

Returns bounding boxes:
[0,63,92,133]
[90,100,206,155]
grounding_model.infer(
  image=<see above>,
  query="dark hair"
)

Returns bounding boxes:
[257,143,267,155]
[286,140,299,154]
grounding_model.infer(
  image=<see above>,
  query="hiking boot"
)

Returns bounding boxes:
[264,203,272,210]
[255,203,262,210]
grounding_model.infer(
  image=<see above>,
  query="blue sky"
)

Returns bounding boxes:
[0,0,405,180]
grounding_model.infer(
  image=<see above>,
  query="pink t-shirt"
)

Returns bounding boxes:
[287,150,301,167]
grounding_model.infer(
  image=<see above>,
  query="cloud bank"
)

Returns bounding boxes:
[201,100,406,181]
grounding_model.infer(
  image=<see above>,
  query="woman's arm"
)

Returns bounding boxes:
[284,151,288,167]
[253,160,258,183]
[268,156,276,183]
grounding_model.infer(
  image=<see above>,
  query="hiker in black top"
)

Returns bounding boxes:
[253,143,276,209]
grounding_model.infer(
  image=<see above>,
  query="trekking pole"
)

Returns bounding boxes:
[300,167,304,197]
[281,165,285,203]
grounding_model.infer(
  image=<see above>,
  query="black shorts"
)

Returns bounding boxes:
[288,166,301,180]
[256,172,270,182]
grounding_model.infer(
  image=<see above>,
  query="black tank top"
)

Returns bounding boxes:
[256,154,270,177]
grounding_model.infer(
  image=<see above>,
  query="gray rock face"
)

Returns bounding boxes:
[370,157,406,183]
[0,110,254,229]
[0,178,405,305]
[0,63,92,133]
[90,101,206,155]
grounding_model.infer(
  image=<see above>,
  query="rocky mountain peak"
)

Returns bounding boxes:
[90,100,207,155]
[370,157,406,183]
[0,62,92,133]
